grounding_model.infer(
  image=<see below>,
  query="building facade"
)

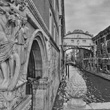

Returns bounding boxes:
[76,26,110,75]
[0,0,65,110]
[92,26,110,73]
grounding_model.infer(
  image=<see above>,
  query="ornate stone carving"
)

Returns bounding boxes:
[66,74,87,98]
[0,0,28,91]
[17,16,29,65]
[0,82,26,110]
[65,71,87,109]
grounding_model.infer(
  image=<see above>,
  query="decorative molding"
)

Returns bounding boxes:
[66,30,93,37]
[27,0,60,52]
[93,26,110,41]
[64,37,92,40]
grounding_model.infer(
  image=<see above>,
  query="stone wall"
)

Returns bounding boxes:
[0,0,62,110]
[32,0,50,28]
[92,26,110,74]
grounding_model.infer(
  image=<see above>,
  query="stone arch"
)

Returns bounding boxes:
[24,29,48,109]
[25,29,48,79]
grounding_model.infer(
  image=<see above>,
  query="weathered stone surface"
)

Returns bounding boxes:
[89,102,110,109]
[64,66,87,109]
[0,0,29,109]
[63,102,92,110]
[66,73,87,98]
[0,82,26,110]
[0,0,62,110]
[0,0,28,91]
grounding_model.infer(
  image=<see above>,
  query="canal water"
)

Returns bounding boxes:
[82,69,110,103]
[52,65,110,110]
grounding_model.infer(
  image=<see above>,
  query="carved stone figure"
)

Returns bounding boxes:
[17,17,29,65]
[0,0,28,90]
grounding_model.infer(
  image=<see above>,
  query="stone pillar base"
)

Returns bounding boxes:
[63,98,92,110]
[67,98,86,109]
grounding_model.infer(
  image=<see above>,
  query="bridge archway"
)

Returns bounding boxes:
[25,29,47,110]
[64,47,93,66]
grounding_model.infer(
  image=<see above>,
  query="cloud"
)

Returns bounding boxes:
[84,0,105,6]
[65,0,110,36]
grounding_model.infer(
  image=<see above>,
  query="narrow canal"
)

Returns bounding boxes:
[52,65,110,110]
[82,69,110,103]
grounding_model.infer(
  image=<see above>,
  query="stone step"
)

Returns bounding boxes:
[63,102,110,110]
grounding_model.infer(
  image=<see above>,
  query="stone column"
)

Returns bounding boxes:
[33,78,52,110]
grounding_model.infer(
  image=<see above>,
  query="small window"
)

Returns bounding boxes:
[107,48,110,53]
[77,35,80,38]
[100,38,104,43]
[83,40,86,42]
[107,65,110,71]
[100,64,103,69]
[106,34,110,41]
[77,40,79,43]
[100,49,103,54]
[71,39,74,42]
[92,63,94,67]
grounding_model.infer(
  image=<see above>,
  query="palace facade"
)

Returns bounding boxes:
[0,0,65,110]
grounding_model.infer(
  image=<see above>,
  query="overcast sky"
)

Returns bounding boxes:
[65,0,110,36]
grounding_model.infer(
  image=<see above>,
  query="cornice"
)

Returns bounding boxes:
[64,37,92,40]
[65,32,93,38]
[27,0,60,52]
[93,26,110,41]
